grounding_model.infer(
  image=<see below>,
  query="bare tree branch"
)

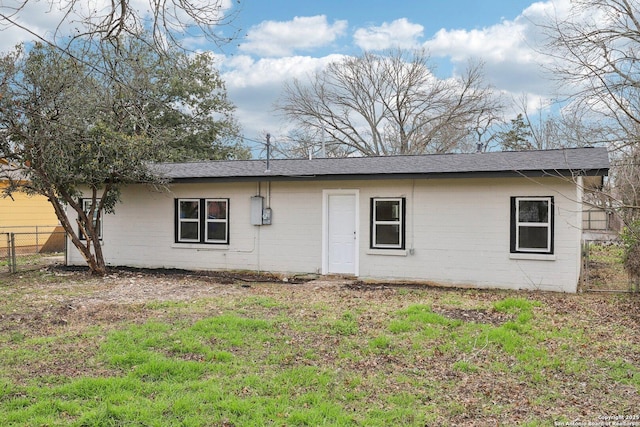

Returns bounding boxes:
[276,49,503,157]
[536,0,640,224]
[540,0,640,149]
[0,0,241,55]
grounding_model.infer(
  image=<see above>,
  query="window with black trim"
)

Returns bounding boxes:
[79,198,102,240]
[370,197,405,249]
[510,196,554,254]
[176,198,229,244]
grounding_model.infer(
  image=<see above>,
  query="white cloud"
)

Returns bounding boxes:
[221,54,347,139]
[523,0,572,21]
[353,18,424,50]
[424,0,575,67]
[0,0,69,52]
[426,20,532,63]
[421,0,576,104]
[222,53,346,88]
[238,15,348,57]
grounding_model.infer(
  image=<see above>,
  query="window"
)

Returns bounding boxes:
[176,198,229,244]
[79,198,102,240]
[510,196,553,254]
[205,199,228,243]
[371,198,405,249]
[177,199,200,242]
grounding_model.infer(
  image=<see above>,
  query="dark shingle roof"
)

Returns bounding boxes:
[152,147,609,183]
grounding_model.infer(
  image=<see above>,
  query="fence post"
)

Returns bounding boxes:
[64,230,68,266]
[581,241,589,289]
[9,233,17,274]
[4,233,9,273]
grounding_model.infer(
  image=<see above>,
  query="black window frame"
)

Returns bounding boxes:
[78,198,103,241]
[370,197,406,250]
[175,198,230,245]
[510,196,554,254]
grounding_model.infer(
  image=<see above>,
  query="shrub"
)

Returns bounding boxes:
[620,220,640,289]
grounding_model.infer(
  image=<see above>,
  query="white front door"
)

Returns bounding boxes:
[323,191,358,275]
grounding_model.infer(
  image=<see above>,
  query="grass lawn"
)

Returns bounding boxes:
[0,268,639,426]
[583,242,630,291]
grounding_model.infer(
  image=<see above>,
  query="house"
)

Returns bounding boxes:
[66,147,610,293]
[0,160,61,253]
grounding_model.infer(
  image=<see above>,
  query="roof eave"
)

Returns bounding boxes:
[164,167,609,184]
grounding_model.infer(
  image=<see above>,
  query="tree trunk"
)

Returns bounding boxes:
[48,192,108,276]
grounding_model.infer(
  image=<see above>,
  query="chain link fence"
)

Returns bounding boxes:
[581,239,634,292]
[1,226,66,273]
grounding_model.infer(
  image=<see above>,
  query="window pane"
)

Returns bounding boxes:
[376,224,400,245]
[207,222,227,241]
[518,200,548,223]
[180,222,199,240]
[81,198,102,239]
[83,200,98,221]
[376,200,400,221]
[207,201,227,219]
[519,226,548,249]
[180,201,199,219]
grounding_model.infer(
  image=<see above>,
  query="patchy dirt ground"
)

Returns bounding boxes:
[0,267,353,334]
[2,266,640,426]
[3,265,640,333]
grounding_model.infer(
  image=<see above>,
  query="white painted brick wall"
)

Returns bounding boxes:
[68,175,583,292]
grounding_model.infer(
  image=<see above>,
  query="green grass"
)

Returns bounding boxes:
[0,271,639,425]
[2,312,359,426]
[0,251,64,271]
[584,243,629,290]
[587,243,624,264]
[331,311,359,336]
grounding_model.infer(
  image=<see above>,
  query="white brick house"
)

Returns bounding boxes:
[66,147,609,292]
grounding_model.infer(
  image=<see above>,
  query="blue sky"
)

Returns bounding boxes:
[227,0,538,71]
[210,0,567,151]
[0,0,572,154]
[231,1,537,48]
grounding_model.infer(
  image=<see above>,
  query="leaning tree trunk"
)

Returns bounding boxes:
[48,191,108,276]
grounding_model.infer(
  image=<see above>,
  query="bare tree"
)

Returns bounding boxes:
[539,0,640,238]
[612,142,640,284]
[268,129,354,159]
[0,0,241,53]
[611,139,640,221]
[465,101,504,153]
[276,49,502,157]
[500,96,612,151]
[541,0,640,149]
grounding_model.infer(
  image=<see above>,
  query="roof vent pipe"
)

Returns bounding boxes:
[476,142,484,153]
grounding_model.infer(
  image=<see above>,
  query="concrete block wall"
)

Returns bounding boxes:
[67,175,582,292]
